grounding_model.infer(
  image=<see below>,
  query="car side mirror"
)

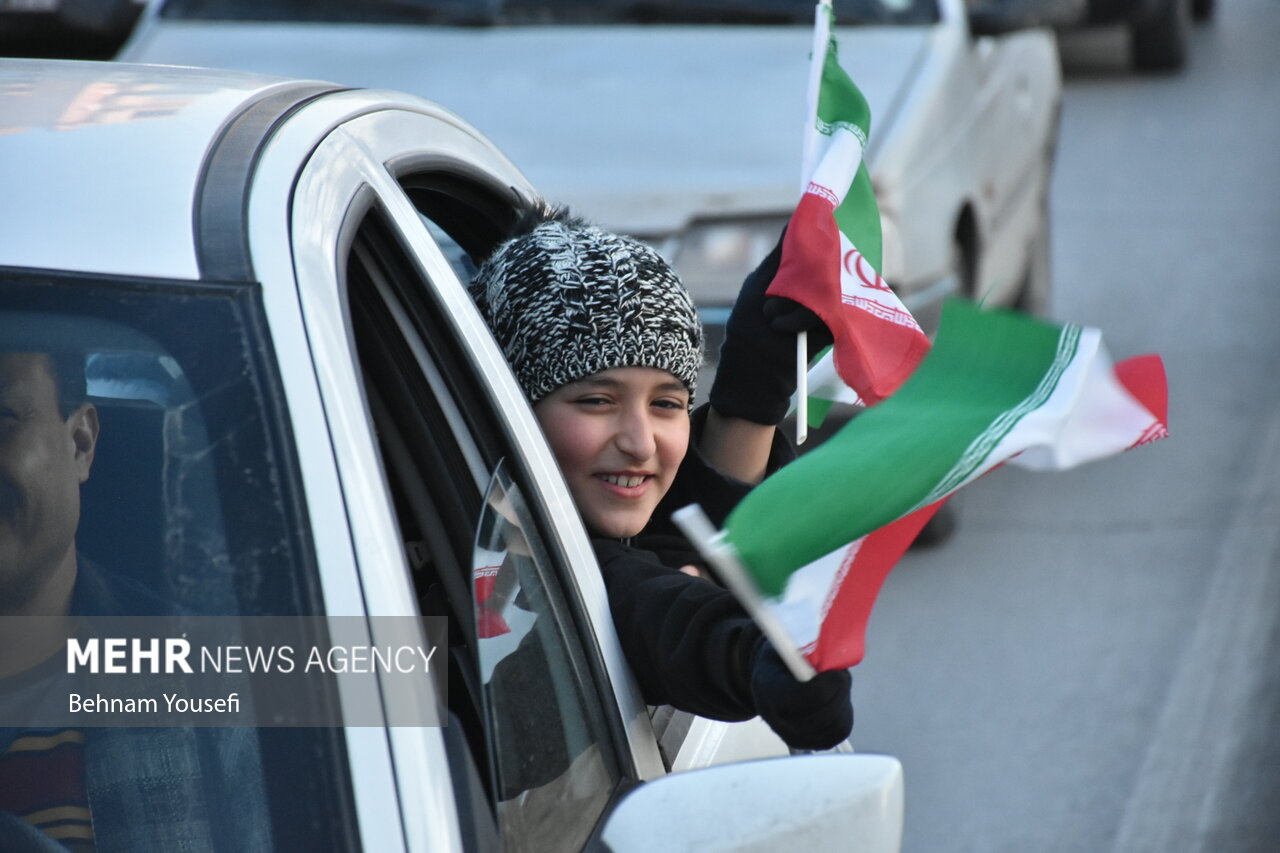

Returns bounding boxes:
[598,754,904,852]
[967,0,1085,35]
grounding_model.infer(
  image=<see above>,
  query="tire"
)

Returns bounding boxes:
[1131,0,1191,72]
[1191,0,1214,23]
[911,499,958,549]
[1015,196,1052,317]
[951,233,976,300]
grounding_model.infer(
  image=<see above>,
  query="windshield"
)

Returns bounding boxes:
[161,0,939,27]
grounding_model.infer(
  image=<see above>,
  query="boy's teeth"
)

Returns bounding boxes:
[603,474,645,488]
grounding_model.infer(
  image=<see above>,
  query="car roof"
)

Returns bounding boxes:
[0,59,337,280]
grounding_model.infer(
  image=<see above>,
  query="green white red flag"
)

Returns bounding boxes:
[766,0,931,409]
[676,300,1168,677]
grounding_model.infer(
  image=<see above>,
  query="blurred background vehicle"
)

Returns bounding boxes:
[118,0,1066,358]
[1055,0,1215,71]
[116,0,1070,552]
[0,0,143,57]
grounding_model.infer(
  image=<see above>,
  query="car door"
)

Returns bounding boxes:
[959,0,1059,301]
[273,94,669,850]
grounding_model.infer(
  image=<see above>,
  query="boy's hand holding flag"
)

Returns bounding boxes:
[768,0,932,422]
[708,0,927,435]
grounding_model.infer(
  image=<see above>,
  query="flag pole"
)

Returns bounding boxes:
[794,1,831,447]
[672,504,818,682]
[796,332,808,445]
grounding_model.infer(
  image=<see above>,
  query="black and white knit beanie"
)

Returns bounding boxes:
[469,206,703,404]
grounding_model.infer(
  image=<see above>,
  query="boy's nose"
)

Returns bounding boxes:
[614,407,657,461]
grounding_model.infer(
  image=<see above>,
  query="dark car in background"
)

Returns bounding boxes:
[0,0,142,57]
[1067,0,1214,71]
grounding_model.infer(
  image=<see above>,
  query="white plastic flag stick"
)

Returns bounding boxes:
[672,504,817,682]
[791,1,829,447]
[771,0,929,410]
[802,1,831,180]
[796,331,809,444]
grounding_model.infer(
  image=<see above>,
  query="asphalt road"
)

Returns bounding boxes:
[849,2,1280,851]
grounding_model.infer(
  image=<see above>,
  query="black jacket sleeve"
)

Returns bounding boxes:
[588,406,807,722]
[593,538,763,721]
[646,403,796,537]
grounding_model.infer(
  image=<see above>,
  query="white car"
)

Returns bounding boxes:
[118,0,1064,343]
[0,58,902,852]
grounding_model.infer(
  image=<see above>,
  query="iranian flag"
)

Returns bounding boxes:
[767,0,931,410]
[675,300,1168,677]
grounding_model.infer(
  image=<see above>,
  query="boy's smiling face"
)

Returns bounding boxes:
[533,366,691,539]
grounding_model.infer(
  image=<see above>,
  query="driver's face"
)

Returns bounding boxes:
[0,353,97,611]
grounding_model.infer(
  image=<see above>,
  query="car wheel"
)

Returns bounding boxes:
[1015,196,1052,317]
[912,499,958,549]
[1131,0,1191,72]
[950,231,976,301]
[1191,0,1214,23]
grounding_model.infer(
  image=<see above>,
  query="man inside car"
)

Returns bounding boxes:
[0,348,267,852]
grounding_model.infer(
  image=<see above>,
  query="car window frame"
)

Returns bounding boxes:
[272,95,674,850]
[344,104,666,779]
[258,101,464,853]
[345,206,634,846]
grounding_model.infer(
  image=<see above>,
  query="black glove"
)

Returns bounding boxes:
[709,230,835,425]
[749,641,853,751]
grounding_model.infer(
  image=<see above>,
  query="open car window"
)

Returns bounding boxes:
[344,186,628,849]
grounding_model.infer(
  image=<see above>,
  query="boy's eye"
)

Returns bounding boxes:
[574,396,612,407]
[652,398,689,411]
